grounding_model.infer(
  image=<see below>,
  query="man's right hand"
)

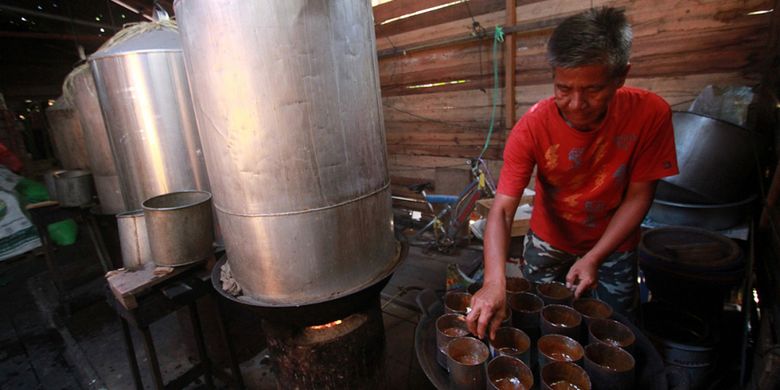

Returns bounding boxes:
[466,281,506,340]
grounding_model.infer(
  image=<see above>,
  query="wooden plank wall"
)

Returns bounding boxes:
[373,0,774,197]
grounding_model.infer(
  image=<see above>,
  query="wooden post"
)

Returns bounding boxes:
[504,0,517,130]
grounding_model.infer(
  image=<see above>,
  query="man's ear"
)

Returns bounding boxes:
[615,63,631,87]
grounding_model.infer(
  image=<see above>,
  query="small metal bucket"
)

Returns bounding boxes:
[54,170,93,206]
[116,210,152,270]
[142,191,214,267]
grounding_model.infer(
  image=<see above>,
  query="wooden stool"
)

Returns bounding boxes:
[106,261,245,390]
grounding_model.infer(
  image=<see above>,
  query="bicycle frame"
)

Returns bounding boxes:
[410,158,496,253]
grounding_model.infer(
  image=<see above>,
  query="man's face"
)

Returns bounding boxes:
[552,64,627,131]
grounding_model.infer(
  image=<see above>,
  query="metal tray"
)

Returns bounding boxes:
[414,289,671,390]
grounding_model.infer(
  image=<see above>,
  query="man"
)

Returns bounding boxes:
[467,7,678,340]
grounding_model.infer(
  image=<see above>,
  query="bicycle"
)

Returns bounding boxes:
[396,158,497,254]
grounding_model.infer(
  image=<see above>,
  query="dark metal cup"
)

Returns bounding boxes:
[541,361,592,390]
[540,304,582,341]
[537,281,574,306]
[445,291,473,315]
[584,343,635,390]
[572,297,613,325]
[487,355,533,390]
[588,318,636,356]
[489,327,531,367]
[573,297,613,343]
[436,313,470,369]
[537,334,584,369]
[506,277,532,296]
[447,336,490,390]
[508,292,544,330]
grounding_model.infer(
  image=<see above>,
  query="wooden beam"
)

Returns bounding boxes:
[377,15,564,58]
[504,0,517,129]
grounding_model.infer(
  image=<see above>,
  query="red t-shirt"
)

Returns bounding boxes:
[497,86,679,254]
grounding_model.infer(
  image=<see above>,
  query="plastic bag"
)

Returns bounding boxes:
[47,219,78,246]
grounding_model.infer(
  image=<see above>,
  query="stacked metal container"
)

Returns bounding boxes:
[88,22,209,211]
[175,0,398,306]
[45,98,89,170]
[63,65,126,214]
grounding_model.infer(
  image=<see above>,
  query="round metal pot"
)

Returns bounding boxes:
[116,210,152,270]
[647,194,757,230]
[142,191,214,267]
[44,169,66,200]
[54,170,94,207]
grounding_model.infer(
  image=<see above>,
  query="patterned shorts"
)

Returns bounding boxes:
[520,230,639,319]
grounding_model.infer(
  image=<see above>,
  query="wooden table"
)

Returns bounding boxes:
[106,261,245,390]
[26,201,113,314]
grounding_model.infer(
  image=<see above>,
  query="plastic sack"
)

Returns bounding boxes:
[689,85,755,128]
[47,219,78,246]
[0,190,41,261]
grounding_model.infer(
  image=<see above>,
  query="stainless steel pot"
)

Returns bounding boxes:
[54,170,94,207]
[89,25,210,211]
[116,210,152,270]
[66,65,126,214]
[142,191,213,267]
[175,0,398,306]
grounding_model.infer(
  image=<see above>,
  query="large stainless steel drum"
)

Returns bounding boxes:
[65,65,126,214]
[45,98,89,170]
[88,24,209,211]
[175,0,398,306]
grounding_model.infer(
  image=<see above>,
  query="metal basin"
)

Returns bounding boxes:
[662,111,757,204]
[647,194,757,230]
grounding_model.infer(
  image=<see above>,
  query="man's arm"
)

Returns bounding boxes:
[466,193,521,339]
[566,180,657,297]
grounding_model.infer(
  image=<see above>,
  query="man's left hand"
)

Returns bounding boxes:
[565,256,599,297]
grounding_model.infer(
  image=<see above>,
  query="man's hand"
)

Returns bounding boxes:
[565,256,599,298]
[466,282,506,340]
